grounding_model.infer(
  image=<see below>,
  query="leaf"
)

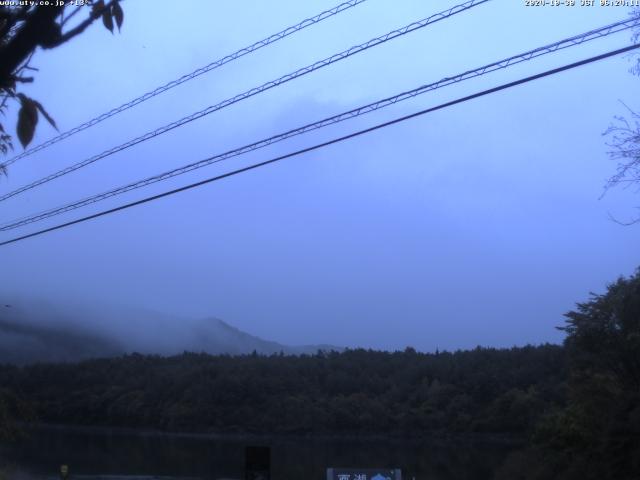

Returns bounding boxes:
[32,100,58,130]
[91,0,105,16]
[102,8,114,33]
[16,94,38,148]
[112,1,124,31]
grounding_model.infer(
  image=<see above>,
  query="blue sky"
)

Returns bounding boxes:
[1,0,639,351]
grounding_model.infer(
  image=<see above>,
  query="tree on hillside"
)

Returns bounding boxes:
[0,0,124,174]
[495,269,640,480]
[524,269,640,480]
[561,269,640,390]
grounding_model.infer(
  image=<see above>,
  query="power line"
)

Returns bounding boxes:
[0,0,369,169]
[0,0,489,203]
[1,17,636,232]
[1,43,637,248]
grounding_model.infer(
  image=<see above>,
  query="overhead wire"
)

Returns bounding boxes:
[1,17,637,232]
[0,0,490,203]
[1,43,637,247]
[0,0,370,169]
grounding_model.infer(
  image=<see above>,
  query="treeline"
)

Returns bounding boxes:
[0,344,566,437]
[2,268,638,479]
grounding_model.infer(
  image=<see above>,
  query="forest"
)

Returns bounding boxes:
[0,344,566,437]
[0,268,638,479]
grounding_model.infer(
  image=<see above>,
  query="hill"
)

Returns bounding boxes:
[0,301,340,364]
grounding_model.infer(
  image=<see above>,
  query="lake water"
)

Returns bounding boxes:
[0,426,519,479]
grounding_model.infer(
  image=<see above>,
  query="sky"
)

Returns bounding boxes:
[0,0,639,352]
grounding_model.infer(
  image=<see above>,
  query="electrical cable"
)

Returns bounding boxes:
[0,0,489,202]
[1,17,636,232]
[0,0,370,168]
[1,43,636,247]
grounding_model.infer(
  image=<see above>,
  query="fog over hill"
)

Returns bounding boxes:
[0,299,340,364]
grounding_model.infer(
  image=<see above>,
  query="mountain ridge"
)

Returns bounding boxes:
[0,302,342,364]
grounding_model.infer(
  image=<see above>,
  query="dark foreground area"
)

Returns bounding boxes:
[1,424,518,480]
[1,269,639,479]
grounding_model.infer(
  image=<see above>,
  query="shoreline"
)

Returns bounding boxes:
[20,422,526,447]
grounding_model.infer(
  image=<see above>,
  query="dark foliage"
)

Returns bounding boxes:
[0,344,566,438]
[498,269,640,480]
[0,381,34,442]
[0,1,123,163]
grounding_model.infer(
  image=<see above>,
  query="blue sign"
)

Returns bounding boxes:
[326,468,402,480]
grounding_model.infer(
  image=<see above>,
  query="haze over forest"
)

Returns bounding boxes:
[0,299,342,364]
[0,1,640,479]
